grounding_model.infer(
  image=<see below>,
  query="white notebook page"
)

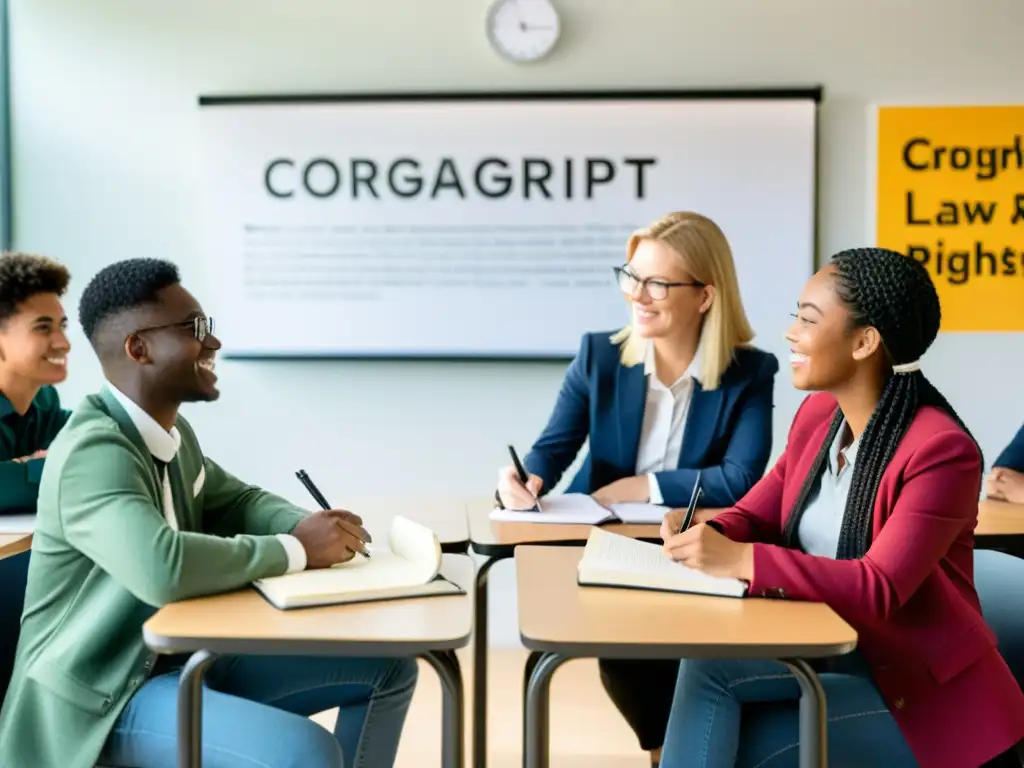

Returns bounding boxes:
[607,502,669,524]
[254,515,441,599]
[489,493,611,524]
[582,528,745,594]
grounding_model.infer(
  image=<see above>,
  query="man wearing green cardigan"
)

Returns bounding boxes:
[0,252,73,514]
[0,258,418,768]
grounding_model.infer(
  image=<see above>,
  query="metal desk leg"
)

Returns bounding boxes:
[423,650,466,768]
[782,658,828,768]
[177,649,217,768]
[522,651,542,720]
[473,555,503,768]
[523,652,569,768]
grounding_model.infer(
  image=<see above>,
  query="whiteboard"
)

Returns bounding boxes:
[197,92,819,359]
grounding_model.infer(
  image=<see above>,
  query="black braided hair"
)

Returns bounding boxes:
[781,247,979,560]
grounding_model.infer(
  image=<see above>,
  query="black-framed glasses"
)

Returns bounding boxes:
[132,316,215,343]
[613,266,704,301]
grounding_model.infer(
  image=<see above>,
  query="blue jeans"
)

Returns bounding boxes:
[975,549,1024,687]
[99,654,419,768]
[660,654,917,768]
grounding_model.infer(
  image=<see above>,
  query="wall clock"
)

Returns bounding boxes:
[485,0,561,63]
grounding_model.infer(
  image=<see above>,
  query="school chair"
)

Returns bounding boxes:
[976,548,1024,688]
[0,549,29,701]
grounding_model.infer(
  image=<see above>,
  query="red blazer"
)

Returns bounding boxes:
[712,392,1024,768]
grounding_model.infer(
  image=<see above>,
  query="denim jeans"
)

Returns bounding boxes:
[99,653,419,768]
[660,653,917,768]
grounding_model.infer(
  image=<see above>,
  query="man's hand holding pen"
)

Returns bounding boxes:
[291,510,372,568]
[293,468,373,567]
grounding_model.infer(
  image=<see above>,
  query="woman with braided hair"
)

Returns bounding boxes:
[657,247,1024,768]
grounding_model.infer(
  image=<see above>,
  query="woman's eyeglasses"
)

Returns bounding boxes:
[613,266,704,301]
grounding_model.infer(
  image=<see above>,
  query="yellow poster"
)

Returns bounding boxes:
[875,105,1024,331]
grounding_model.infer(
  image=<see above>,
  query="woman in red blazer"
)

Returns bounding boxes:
[658,247,1024,768]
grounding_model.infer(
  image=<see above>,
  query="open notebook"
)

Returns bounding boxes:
[576,527,747,598]
[490,493,668,525]
[253,516,465,610]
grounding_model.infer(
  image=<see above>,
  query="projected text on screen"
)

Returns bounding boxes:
[198,94,818,358]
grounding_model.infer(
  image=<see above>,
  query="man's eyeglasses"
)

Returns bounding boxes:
[613,266,704,301]
[132,316,215,343]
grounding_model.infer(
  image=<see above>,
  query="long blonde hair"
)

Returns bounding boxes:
[610,211,754,390]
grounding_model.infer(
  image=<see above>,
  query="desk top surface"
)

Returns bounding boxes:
[471,497,1024,556]
[515,546,858,660]
[468,502,660,556]
[143,554,475,657]
[0,533,31,559]
[976,499,1024,537]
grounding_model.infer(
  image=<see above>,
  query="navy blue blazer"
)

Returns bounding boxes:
[993,424,1024,471]
[524,331,779,509]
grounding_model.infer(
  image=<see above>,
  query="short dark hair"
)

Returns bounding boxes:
[78,258,180,345]
[782,247,978,560]
[0,252,71,325]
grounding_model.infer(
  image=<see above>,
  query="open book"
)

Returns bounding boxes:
[253,516,465,610]
[576,527,747,598]
[490,493,668,525]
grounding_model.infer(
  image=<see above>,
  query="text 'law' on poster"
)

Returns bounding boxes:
[876,104,1024,332]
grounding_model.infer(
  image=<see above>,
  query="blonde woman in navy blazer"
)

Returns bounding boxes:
[496,211,779,767]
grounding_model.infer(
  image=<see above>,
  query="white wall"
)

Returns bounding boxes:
[11,0,1024,647]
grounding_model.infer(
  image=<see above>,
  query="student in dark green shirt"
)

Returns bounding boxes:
[0,252,72,514]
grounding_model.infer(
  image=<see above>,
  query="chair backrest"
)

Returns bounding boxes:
[0,550,30,702]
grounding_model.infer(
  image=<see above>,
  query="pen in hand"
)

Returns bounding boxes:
[295,469,371,559]
[508,445,540,511]
[677,471,703,535]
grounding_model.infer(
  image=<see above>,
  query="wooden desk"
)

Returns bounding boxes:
[467,505,661,559]
[515,546,857,768]
[466,501,666,767]
[977,499,1024,546]
[340,496,471,554]
[0,533,31,560]
[144,554,475,768]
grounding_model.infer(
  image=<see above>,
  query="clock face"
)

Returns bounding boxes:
[486,0,560,63]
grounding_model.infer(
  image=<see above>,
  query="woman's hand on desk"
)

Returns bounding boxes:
[591,475,649,507]
[987,468,1024,505]
[663,523,754,581]
[291,510,372,568]
[496,465,543,510]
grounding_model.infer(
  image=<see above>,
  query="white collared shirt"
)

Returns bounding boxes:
[797,419,860,558]
[105,383,306,572]
[634,341,702,504]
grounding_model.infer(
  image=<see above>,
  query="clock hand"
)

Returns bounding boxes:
[511,0,527,30]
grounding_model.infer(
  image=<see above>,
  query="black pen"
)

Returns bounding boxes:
[508,445,540,511]
[295,469,370,559]
[677,471,703,535]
